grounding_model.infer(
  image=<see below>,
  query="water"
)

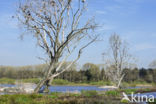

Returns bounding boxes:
[0,84,110,93]
[1,84,156,98]
[48,86,108,92]
[0,84,15,87]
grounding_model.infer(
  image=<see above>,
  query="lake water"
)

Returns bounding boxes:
[48,86,108,92]
[0,84,110,93]
[0,84,156,98]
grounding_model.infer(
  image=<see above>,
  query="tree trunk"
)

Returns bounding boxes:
[34,78,48,93]
[34,71,55,93]
[34,65,54,93]
[117,74,125,88]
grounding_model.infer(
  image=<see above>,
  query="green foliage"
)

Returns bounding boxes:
[0,94,33,104]
[81,90,98,97]
[121,89,137,94]
[50,92,62,98]
[105,90,120,96]
[0,78,15,84]
[0,93,122,104]
[121,99,129,103]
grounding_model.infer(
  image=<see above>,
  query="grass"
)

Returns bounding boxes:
[105,90,120,96]
[0,88,155,104]
[122,81,153,87]
[105,88,154,97]
[52,79,72,85]
[0,78,15,84]
[0,78,155,88]
[81,90,98,97]
[22,78,40,84]
[88,81,113,86]
[0,91,121,104]
[0,78,114,86]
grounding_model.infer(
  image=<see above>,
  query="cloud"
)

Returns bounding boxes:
[133,43,156,51]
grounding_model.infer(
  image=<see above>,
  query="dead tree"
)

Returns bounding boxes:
[104,33,132,88]
[16,0,98,93]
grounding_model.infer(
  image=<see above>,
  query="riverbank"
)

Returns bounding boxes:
[0,88,156,104]
[0,78,155,87]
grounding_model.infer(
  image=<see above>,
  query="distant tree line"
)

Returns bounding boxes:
[0,63,156,83]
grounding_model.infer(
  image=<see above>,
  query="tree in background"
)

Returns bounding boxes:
[149,60,156,69]
[104,33,134,88]
[16,0,98,93]
[83,63,101,81]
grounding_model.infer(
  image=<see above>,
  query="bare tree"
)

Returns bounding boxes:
[16,0,98,93]
[149,60,156,69]
[104,33,132,88]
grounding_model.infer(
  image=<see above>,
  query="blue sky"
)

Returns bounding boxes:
[0,0,156,68]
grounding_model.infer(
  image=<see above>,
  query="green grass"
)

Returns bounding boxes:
[122,81,153,87]
[81,90,98,97]
[0,78,15,84]
[22,78,40,84]
[0,88,155,104]
[0,78,114,86]
[52,79,72,85]
[120,89,137,94]
[0,92,119,104]
[105,90,120,96]
[0,78,155,87]
[89,81,113,86]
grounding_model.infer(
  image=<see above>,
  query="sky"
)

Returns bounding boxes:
[0,0,156,68]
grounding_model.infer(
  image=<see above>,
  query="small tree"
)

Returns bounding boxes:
[104,33,133,88]
[16,0,98,93]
